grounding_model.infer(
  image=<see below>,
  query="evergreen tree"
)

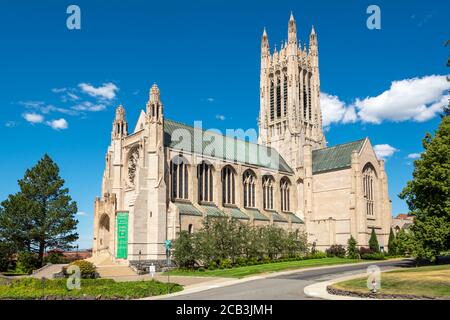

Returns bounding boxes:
[0,154,78,266]
[347,236,359,259]
[369,228,380,253]
[400,116,450,261]
[387,228,397,256]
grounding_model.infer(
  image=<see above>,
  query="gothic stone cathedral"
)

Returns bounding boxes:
[93,14,392,265]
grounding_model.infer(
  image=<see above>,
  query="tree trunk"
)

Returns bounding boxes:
[38,241,45,267]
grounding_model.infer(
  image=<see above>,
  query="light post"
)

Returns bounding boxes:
[138,250,142,275]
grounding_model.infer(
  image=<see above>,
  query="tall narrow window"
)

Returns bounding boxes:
[280,177,291,212]
[363,164,376,216]
[263,175,274,210]
[276,78,282,118]
[198,162,213,203]
[308,75,312,120]
[283,75,288,116]
[270,80,275,121]
[303,72,308,119]
[171,156,189,200]
[222,166,235,205]
[243,170,256,208]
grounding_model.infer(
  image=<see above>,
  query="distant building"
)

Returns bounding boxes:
[392,214,414,233]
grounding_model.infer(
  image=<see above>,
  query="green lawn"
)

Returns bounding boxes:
[331,264,450,298]
[164,257,364,278]
[0,277,183,300]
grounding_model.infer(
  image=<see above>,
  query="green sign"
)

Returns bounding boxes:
[116,212,129,259]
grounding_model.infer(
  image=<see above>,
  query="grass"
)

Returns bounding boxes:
[164,257,365,278]
[0,277,183,300]
[331,264,450,298]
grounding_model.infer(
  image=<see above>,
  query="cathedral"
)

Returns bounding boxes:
[92,14,392,265]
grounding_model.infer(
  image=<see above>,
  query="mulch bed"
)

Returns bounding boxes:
[327,285,450,300]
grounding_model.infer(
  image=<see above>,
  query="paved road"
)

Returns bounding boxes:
[164,259,413,300]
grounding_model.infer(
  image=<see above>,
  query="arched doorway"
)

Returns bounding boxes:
[98,214,110,252]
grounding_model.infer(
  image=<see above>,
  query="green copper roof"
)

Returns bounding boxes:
[245,208,270,221]
[312,139,366,174]
[227,207,249,220]
[286,213,304,224]
[271,211,287,222]
[201,204,225,217]
[164,119,293,173]
[173,201,202,216]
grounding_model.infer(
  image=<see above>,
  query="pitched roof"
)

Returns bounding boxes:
[164,119,293,173]
[312,139,366,174]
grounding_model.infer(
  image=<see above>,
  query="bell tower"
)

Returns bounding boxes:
[258,13,326,170]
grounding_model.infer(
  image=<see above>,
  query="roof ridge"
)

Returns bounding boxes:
[313,137,367,152]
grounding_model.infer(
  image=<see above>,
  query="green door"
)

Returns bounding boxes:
[116,212,129,259]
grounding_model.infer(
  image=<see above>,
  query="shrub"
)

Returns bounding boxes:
[325,244,346,258]
[219,259,232,269]
[247,257,258,266]
[173,231,197,269]
[347,236,360,259]
[308,251,327,259]
[0,242,15,272]
[262,257,271,264]
[15,251,41,274]
[65,260,97,279]
[235,257,247,267]
[361,252,386,260]
[207,261,217,270]
[387,228,397,256]
[358,247,374,256]
[197,267,205,272]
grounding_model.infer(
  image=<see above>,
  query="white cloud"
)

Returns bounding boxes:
[5,121,16,128]
[407,153,421,159]
[76,211,87,216]
[78,82,118,100]
[356,75,450,124]
[373,144,398,160]
[46,118,68,130]
[52,88,67,93]
[207,98,215,102]
[23,113,44,124]
[215,114,226,121]
[320,92,357,127]
[72,101,106,112]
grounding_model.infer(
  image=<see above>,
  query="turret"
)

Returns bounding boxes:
[112,105,128,139]
[288,12,297,46]
[146,83,163,124]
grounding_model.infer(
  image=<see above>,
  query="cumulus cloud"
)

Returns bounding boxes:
[78,82,118,100]
[320,92,357,127]
[215,114,226,121]
[356,75,450,124]
[23,113,44,124]
[76,211,87,216]
[407,153,421,159]
[373,144,398,160]
[46,118,68,130]
[72,101,106,112]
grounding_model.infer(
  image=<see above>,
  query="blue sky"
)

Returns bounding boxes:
[0,0,449,249]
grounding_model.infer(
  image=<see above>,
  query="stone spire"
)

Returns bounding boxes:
[288,12,297,45]
[112,105,128,139]
[261,27,270,58]
[147,83,163,124]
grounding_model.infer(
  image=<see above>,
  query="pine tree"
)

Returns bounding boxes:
[387,228,397,256]
[0,154,78,266]
[400,116,450,261]
[369,228,380,253]
[347,236,359,259]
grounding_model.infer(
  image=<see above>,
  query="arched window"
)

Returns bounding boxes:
[363,164,377,216]
[198,162,213,203]
[128,146,140,185]
[263,175,274,210]
[276,78,282,118]
[170,155,189,200]
[243,170,256,208]
[222,166,235,205]
[280,177,291,212]
[283,75,288,116]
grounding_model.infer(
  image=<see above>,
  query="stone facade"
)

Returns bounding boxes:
[92,14,392,264]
